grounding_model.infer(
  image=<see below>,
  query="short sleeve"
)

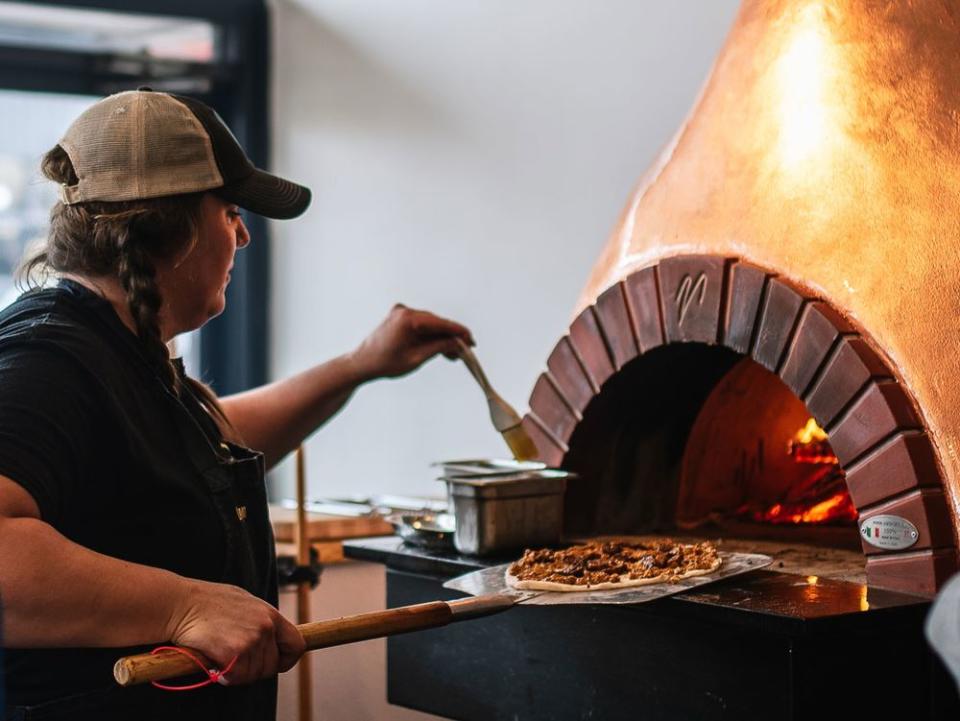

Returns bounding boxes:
[0,346,99,524]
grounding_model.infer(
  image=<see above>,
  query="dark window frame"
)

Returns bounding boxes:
[0,0,270,394]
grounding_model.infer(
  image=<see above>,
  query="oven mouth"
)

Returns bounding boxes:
[525,255,954,595]
[563,342,741,535]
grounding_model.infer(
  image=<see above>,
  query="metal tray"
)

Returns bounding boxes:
[386,512,457,551]
[440,469,573,499]
[433,459,548,477]
[441,471,572,554]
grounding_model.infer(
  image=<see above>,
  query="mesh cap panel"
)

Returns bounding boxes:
[60,91,223,204]
[54,89,310,218]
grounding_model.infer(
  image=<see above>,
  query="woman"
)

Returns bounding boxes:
[0,89,472,719]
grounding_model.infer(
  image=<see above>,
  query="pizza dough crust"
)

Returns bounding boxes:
[505,555,721,592]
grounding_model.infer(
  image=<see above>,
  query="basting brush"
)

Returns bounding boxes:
[455,339,540,461]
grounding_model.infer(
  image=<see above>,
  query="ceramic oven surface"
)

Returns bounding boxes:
[522,0,960,597]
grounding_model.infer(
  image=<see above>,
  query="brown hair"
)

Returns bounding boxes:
[19,144,235,435]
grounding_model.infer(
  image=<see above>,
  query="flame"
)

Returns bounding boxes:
[795,417,827,445]
[739,417,856,525]
[753,489,854,524]
[788,417,838,465]
[794,492,848,523]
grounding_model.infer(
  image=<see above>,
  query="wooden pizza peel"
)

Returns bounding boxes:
[114,551,771,687]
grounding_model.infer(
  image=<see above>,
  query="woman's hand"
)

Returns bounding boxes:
[347,304,474,383]
[165,578,305,685]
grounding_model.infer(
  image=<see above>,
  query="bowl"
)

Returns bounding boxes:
[386,512,457,551]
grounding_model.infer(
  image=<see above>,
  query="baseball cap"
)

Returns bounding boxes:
[57,88,311,219]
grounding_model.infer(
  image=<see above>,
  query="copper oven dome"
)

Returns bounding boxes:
[523,0,960,596]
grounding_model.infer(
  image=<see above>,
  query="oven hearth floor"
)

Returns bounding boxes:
[616,534,866,584]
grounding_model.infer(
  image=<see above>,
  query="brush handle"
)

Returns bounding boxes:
[455,339,524,432]
[456,339,494,398]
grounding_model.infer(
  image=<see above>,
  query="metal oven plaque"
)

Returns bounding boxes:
[860,515,919,550]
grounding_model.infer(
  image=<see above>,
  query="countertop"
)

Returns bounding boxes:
[269,504,393,563]
[344,535,932,634]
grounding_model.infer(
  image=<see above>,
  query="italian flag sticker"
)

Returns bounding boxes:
[861,515,919,550]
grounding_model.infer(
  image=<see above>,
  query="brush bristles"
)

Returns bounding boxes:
[502,424,540,461]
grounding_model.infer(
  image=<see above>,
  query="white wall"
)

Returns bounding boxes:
[268,1,741,503]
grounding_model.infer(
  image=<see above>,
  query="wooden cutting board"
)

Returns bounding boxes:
[269,504,394,543]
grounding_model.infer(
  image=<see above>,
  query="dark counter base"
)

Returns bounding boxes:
[344,538,960,721]
[387,570,957,721]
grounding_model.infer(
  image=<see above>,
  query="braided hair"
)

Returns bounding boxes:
[19,144,235,434]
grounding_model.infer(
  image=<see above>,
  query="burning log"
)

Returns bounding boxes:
[737,418,856,525]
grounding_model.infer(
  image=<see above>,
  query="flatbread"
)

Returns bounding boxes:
[506,539,721,592]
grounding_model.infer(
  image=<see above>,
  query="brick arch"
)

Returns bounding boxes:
[522,255,958,596]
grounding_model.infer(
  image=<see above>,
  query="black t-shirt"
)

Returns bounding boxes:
[0,281,277,720]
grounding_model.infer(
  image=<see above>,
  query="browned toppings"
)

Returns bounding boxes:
[508,539,720,587]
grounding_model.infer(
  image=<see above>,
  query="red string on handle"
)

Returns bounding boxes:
[149,646,239,691]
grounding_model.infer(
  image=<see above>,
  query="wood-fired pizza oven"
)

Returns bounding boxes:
[521,0,960,597]
[343,4,960,717]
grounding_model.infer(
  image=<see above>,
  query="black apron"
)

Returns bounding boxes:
[5,365,280,721]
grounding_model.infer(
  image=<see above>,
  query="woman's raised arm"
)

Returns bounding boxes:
[219,304,472,468]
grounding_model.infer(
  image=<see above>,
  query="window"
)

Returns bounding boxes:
[0,0,269,394]
[0,2,216,61]
[0,89,94,307]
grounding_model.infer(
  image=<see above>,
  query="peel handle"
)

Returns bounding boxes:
[114,595,515,687]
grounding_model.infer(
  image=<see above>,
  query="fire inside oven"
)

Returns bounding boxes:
[561,346,858,548]
[678,358,855,528]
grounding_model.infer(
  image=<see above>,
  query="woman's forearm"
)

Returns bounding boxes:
[0,512,306,680]
[219,305,473,469]
[0,516,188,648]
[220,353,367,469]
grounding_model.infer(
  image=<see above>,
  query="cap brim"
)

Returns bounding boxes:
[217,169,311,220]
